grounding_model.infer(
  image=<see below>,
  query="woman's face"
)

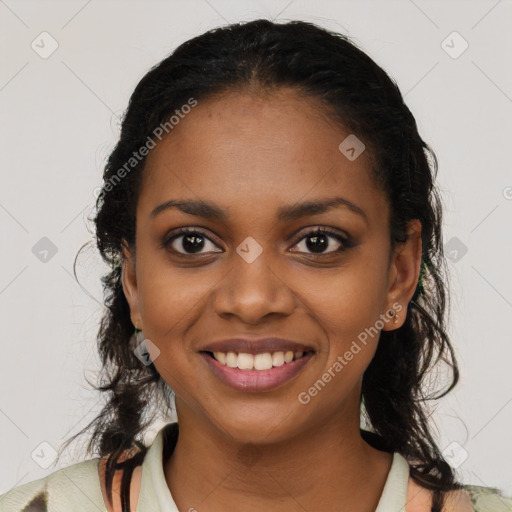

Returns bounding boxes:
[122,88,421,444]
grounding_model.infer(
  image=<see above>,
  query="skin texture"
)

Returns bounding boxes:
[121,87,423,512]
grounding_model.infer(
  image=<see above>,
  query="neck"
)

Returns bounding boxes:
[163,401,393,512]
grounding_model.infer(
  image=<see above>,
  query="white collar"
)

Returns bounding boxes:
[136,422,410,512]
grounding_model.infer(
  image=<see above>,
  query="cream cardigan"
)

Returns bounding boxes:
[0,423,509,511]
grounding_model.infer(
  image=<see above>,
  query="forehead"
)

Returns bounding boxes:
[139,88,388,227]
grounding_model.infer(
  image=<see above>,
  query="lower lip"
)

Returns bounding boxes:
[200,352,314,392]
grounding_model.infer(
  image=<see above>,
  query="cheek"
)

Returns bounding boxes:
[299,267,386,335]
[134,256,212,381]
[136,242,214,331]
[295,262,388,369]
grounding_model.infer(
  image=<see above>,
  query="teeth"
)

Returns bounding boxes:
[215,351,227,365]
[226,351,238,368]
[237,353,254,370]
[272,352,285,367]
[211,350,308,370]
[253,353,273,370]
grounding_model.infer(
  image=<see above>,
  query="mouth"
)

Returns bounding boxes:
[201,349,313,367]
[199,350,315,392]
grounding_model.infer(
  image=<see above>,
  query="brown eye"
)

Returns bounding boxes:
[163,229,222,255]
[290,228,352,255]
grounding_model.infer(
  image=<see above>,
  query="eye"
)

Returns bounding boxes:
[162,227,354,257]
[290,228,350,255]
[163,228,222,255]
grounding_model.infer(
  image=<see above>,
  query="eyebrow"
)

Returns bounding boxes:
[150,196,369,225]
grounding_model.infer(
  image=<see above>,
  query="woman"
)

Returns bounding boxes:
[1,18,510,512]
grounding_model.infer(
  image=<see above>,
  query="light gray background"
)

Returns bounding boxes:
[1,0,511,497]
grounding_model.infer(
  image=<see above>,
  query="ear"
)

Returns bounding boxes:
[382,219,422,330]
[121,241,142,330]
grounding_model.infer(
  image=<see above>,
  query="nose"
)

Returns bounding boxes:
[213,250,296,324]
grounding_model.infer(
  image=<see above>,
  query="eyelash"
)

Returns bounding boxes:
[162,227,354,257]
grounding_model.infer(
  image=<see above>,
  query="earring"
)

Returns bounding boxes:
[130,323,144,349]
[388,308,400,324]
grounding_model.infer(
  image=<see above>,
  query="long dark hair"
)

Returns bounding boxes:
[59,18,462,512]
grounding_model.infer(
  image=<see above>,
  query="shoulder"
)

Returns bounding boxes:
[0,458,104,512]
[442,488,475,511]
[406,476,472,512]
[98,453,142,512]
[463,484,512,512]
[406,477,512,512]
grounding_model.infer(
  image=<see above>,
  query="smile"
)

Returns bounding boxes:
[200,350,315,392]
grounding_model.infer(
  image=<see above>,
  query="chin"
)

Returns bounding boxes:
[210,409,305,446]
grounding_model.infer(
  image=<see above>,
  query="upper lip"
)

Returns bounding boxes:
[199,338,315,355]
